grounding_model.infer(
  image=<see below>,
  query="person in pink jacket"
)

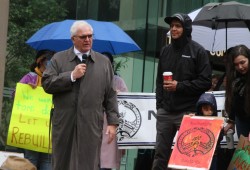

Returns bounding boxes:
[100,52,128,170]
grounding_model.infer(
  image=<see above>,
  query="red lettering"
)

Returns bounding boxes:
[10,127,51,152]
[18,133,24,144]
[233,156,250,170]
[11,127,19,143]
[24,133,31,144]
[32,134,38,147]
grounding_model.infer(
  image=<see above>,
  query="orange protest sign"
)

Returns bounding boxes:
[168,115,224,170]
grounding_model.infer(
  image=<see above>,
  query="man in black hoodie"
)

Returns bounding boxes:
[152,13,212,170]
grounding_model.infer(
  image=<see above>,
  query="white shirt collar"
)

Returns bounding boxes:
[73,47,90,61]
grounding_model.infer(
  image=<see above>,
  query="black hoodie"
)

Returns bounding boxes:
[156,13,212,112]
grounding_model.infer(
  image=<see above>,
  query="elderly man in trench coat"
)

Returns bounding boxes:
[42,21,119,170]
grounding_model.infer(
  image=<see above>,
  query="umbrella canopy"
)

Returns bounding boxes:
[192,1,250,52]
[193,1,250,24]
[26,19,141,54]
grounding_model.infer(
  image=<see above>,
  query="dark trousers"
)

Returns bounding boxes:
[135,149,155,170]
[152,109,186,170]
[235,116,250,138]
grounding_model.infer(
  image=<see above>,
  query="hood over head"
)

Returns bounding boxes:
[164,13,192,38]
[196,93,217,116]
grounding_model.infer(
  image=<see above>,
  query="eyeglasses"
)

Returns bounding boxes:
[75,34,93,40]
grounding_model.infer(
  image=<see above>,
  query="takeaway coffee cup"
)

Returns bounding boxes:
[163,72,173,81]
[226,129,234,149]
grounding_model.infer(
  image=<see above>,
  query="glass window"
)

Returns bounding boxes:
[98,0,120,21]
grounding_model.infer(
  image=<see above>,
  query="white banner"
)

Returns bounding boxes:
[117,93,156,148]
[117,91,238,149]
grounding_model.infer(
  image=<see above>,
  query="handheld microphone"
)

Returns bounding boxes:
[82,54,88,64]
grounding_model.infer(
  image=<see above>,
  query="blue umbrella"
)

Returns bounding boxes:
[26,19,141,54]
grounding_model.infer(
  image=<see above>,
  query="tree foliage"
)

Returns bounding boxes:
[5,0,68,87]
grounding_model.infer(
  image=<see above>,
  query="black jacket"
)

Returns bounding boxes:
[156,13,211,112]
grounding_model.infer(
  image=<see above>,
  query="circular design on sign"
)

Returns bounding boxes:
[177,127,215,157]
[117,100,141,141]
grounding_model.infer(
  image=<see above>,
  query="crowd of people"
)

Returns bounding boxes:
[152,13,249,170]
[8,11,249,170]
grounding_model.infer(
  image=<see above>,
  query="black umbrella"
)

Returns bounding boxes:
[192,1,250,51]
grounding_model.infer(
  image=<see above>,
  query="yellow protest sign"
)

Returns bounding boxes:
[7,83,52,153]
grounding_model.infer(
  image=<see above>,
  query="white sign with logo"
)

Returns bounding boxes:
[117,91,238,149]
[117,93,156,148]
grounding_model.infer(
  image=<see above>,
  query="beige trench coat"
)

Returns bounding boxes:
[42,47,119,170]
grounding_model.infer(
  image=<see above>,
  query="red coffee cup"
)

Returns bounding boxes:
[163,72,173,81]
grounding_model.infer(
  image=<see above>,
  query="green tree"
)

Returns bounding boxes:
[1,0,68,148]
[5,0,68,87]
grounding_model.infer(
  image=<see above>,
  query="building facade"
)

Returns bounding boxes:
[75,0,250,94]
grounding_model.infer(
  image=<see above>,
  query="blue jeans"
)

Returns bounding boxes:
[25,150,52,170]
